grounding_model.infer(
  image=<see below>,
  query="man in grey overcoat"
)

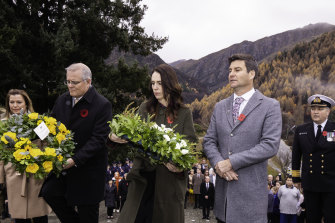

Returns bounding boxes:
[203,54,282,223]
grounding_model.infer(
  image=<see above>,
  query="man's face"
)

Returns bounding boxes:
[205,176,210,183]
[66,69,91,98]
[311,106,330,124]
[286,178,293,187]
[268,175,273,182]
[228,60,254,91]
[197,169,201,174]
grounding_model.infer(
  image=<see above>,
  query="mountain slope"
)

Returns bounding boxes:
[174,23,335,95]
[189,30,335,143]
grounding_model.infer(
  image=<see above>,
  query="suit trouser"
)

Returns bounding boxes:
[43,195,99,223]
[194,194,201,208]
[202,200,210,217]
[304,190,335,223]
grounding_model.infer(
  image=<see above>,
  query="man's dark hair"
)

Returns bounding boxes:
[228,54,258,75]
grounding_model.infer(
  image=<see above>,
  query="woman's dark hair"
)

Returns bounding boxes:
[5,89,34,118]
[146,64,184,121]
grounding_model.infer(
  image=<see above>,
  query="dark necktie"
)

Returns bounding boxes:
[315,125,322,142]
[206,183,209,190]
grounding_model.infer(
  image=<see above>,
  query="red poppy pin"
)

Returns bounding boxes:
[167,116,173,124]
[322,131,327,136]
[238,114,246,122]
[80,109,88,118]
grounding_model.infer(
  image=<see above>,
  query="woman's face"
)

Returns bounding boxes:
[151,71,165,102]
[9,94,27,115]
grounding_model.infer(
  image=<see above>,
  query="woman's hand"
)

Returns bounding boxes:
[164,162,183,173]
[109,133,128,144]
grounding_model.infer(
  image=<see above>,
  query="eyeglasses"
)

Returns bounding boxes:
[64,80,86,85]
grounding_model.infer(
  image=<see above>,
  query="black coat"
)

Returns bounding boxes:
[105,184,117,208]
[200,182,214,206]
[40,87,113,205]
[118,179,128,200]
[292,121,335,192]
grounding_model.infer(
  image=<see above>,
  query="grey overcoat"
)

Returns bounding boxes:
[203,90,282,223]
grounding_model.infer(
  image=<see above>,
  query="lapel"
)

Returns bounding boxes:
[305,123,318,149]
[62,93,73,126]
[225,95,234,128]
[231,90,263,131]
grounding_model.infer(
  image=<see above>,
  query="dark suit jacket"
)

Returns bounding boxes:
[40,87,113,205]
[200,182,214,206]
[292,121,335,192]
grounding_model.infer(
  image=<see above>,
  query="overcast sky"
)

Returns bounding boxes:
[140,0,335,63]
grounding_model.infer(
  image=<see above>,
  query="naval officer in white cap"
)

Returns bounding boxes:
[292,94,335,223]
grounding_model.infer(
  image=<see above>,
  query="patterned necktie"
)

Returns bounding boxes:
[233,97,244,123]
[315,125,322,142]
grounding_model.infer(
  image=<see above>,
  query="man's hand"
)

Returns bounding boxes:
[63,158,76,169]
[223,170,239,181]
[109,133,128,144]
[215,159,238,181]
[205,195,208,199]
[215,159,232,175]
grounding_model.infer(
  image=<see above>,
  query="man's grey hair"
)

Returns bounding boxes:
[66,63,92,80]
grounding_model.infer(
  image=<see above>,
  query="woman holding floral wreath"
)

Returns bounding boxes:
[0,89,51,223]
[110,64,197,223]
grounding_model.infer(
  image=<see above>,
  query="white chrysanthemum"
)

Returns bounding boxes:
[175,143,181,150]
[180,140,187,147]
[164,127,173,133]
[151,123,159,129]
[163,134,170,141]
[181,149,189,155]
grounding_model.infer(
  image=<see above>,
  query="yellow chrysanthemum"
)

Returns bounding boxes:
[28,112,39,120]
[15,138,32,149]
[56,133,66,144]
[57,155,64,162]
[13,149,26,161]
[26,163,39,173]
[29,148,44,158]
[44,147,57,157]
[44,117,57,126]
[37,120,43,125]
[1,132,17,144]
[48,124,57,135]
[58,123,68,134]
[42,161,53,173]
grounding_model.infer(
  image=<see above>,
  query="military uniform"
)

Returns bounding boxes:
[292,94,335,223]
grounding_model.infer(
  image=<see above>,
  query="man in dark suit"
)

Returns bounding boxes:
[40,63,113,223]
[200,176,215,220]
[292,94,335,223]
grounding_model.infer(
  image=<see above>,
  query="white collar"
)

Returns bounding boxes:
[313,120,327,129]
[234,88,255,102]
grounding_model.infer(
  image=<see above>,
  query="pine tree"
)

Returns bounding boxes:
[0,0,167,112]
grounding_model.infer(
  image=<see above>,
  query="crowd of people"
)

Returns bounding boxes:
[0,53,334,223]
[267,174,305,223]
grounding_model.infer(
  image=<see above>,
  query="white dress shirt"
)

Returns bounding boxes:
[313,120,327,136]
[233,88,256,115]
